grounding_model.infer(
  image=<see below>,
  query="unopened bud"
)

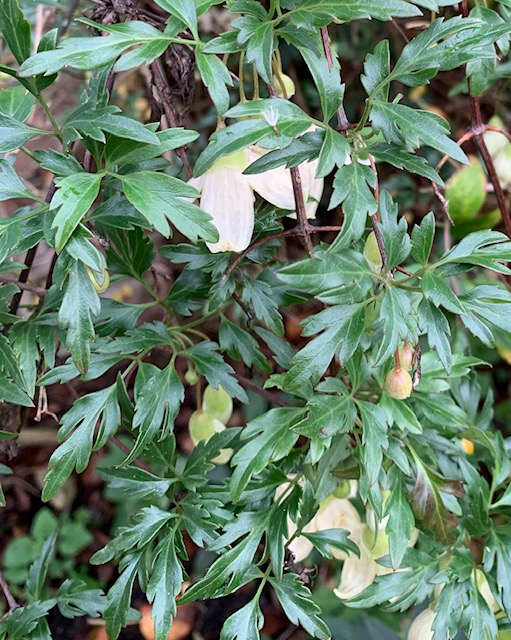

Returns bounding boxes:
[384,367,413,400]
[363,232,383,273]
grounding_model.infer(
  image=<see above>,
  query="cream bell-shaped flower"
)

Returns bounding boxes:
[188,136,325,253]
[335,522,419,601]
[274,481,361,562]
[407,607,436,640]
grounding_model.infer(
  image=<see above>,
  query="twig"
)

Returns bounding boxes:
[370,215,387,273]
[8,247,38,316]
[290,166,314,257]
[459,0,511,238]
[0,277,47,297]
[223,225,343,279]
[0,571,19,612]
[150,60,193,178]
[234,373,290,407]
[110,436,153,472]
[320,26,350,132]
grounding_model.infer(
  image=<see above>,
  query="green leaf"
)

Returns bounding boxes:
[43,385,119,501]
[219,316,271,372]
[195,48,233,115]
[245,21,274,83]
[120,171,218,242]
[303,528,359,559]
[285,304,366,390]
[127,363,184,463]
[0,85,36,120]
[377,190,411,271]
[104,555,140,640]
[361,39,390,99]
[153,0,198,35]
[56,580,107,619]
[240,277,284,334]
[50,173,102,252]
[186,341,248,402]
[371,101,468,163]
[384,467,415,569]
[105,127,199,166]
[270,573,330,640]
[32,149,84,177]
[411,211,435,265]
[369,143,443,185]
[96,466,173,498]
[294,394,356,438]
[316,127,350,178]
[421,271,465,314]
[490,531,511,620]
[26,533,57,601]
[0,0,31,65]
[19,21,167,77]
[230,407,303,500]
[58,259,101,373]
[0,160,39,202]
[359,401,388,486]
[2,601,55,639]
[220,596,263,640]
[374,286,417,364]
[62,103,159,146]
[0,113,48,153]
[300,47,344,122]
[329,160,377,242]
[282,0,421,28]
[147,534,184,640]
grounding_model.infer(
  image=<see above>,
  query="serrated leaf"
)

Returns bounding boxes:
[186,341,248,402]
[361,39,390,99]
[359,401,388,487]
[220,596,263,640]
[245,21,274,83]
[120,171,218,242]
[230,407,303,500]
[411,211,435,265]
[384,467,415,569]
[0,113,48,153]
[0,159,40,201]
[147,534,184,640]
[303,528,359,559]
[294,394,356,438]
[270,573,330,640]
[219,316,271,372]
[316,127,350,178]
[96,466,173,498]
[153,0,198,35]
[329,160,377,242]
[374,286,417,364]
[26,533,57,601]
[50,173,102,252]
[371,102,468,164]
[58,259,101,373]
[421,271,465,314]
[195,48,233,115]
[411,462,457,543]
[300,47,344,122]
[0,0,31,65]
[104,555,140,640]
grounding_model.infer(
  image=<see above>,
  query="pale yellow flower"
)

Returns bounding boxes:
[274,480,360,562]
[188,142,324,253]
[407,607,436,640]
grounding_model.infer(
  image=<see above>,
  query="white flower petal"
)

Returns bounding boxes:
[334,544,377,600]
[407,608,436,640]
[247,147,296,210]
[198,167,255,253]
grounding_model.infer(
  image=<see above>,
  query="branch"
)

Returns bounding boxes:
[150,60,193,178]
[320,26,350,133]
[0,276,47,297]
[0,571,19,612]
[223,225,343,279]
[235,373,290,407]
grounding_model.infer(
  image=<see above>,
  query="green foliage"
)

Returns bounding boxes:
[1,0,511,639]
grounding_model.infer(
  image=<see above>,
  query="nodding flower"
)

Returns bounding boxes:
[188,139,324,253]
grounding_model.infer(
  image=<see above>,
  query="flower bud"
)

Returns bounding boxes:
[85,266,110,293]
[202,385,233,424]
[461,438,474,455]
[363,232,383,273]
[184,367,200,385]
[384,367,413,400]
[398,342,415,371]
[273,73,296,99]
[188,410,233,465]
[333,480,351,499]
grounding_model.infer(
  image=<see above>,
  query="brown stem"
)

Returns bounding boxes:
[458,0,511,237]
[0,571,19,612]
[8,246,38,316]
[289,166,313,257]
[110,436,152,472]
[234,373,290,406]
[370,215,387,273]
[320,26,350,132]
[150,61,193,178]
[223,225,343,279]
[0,277,47,297]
